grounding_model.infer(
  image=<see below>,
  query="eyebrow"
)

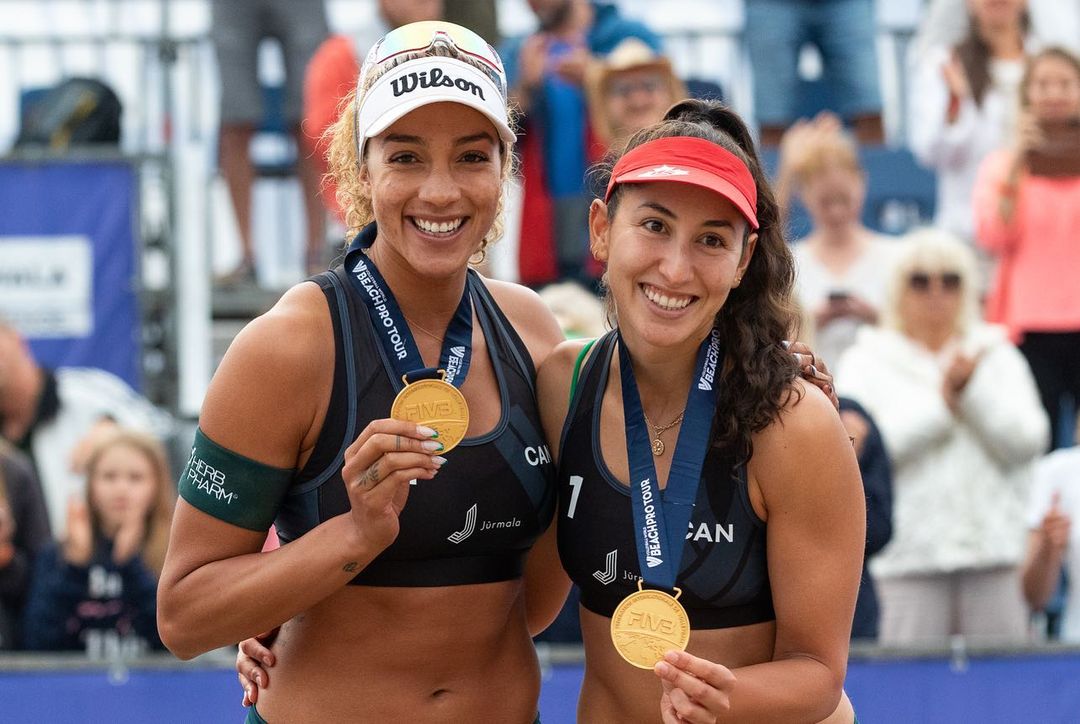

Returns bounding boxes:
[637,201,736,229]
[382,132,497,146]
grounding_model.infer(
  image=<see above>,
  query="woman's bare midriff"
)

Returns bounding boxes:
[576,607,854,724]
[255,581,540,723]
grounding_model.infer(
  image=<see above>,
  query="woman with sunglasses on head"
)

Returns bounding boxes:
[836,228,1048,647]
[538,99,864,723]
[157,22,568,722]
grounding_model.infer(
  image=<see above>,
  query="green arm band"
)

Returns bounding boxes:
[177,428,295,532]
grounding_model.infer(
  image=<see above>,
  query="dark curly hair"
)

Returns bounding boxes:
[591,98,800,462]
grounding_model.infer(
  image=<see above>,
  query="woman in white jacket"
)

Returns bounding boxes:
[836,228,1048,645]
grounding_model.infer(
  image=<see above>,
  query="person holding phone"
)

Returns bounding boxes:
[974,46,1080,448]
[776,115,898,368]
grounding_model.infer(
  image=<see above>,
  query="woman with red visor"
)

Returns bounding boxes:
[217,22,848,723]
[535,99,863,723]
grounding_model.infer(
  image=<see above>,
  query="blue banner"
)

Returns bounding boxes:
[0,159,140,388]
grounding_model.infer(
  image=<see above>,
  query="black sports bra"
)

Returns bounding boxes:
[273,268,556,586]
[556,332,775,628]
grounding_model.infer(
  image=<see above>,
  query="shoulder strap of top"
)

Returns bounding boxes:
[468,271,536,393]
[569,337,598,404]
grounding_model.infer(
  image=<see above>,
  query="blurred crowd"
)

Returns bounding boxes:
[2,0,1080,655]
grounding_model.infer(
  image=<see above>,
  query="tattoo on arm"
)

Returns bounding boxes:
[343,561,358,573]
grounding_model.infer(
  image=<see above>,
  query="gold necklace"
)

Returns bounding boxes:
[642,409,685,456]
[403,314,445,343]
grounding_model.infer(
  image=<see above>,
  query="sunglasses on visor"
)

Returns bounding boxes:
[359,21,507,99]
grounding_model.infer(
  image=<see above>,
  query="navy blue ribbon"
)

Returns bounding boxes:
[618,329,722,591]
[344,223,473,390]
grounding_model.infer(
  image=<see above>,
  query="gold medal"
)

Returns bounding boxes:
[610,581,690,669]
[390,374,470,453]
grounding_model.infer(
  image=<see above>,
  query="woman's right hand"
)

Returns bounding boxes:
[237,630,278,707]
[340,419,446,557]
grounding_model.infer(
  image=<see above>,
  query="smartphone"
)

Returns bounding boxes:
[827,290,851,303]
[1027,118,1080,177]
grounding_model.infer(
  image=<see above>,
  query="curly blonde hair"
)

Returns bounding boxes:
[324,44,517,262]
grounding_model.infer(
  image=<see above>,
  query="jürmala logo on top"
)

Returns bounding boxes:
[448,504,478,544]
[391,67,485,100]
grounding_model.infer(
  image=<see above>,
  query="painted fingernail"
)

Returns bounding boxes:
[417,425,438,438]
[422,440,444,452]
[781,340,791,349]
[432,456,448,466]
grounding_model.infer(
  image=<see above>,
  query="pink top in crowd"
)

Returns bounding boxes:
[974,148,1080,339]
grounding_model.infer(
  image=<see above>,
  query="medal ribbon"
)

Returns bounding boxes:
[618,329,722,591]
[344,223,473,390]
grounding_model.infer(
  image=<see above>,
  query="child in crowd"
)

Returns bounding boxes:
[21,429,173,653]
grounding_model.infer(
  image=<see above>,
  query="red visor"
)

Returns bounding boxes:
[604,136,759,229]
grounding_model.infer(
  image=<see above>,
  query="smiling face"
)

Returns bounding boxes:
[361,102,503,278]
[590,182,757,351]
[88,442,158,536]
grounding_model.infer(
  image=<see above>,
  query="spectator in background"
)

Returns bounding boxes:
[793,301,893,642]
[0,443,51,650]
[836,228,1048,645]
[502,0,661,287]
[778,115,897,368]
[0,320,174,538]
[21,429,172,653]
[743,0,884,146]
[1022,440,1080,642]
[974,47,1080,448]
[839,398,893,641]
[537,281,607,340]
[909,0,1030,244]
[914,0,1080,57]
[211,0,330,283]
[584,38,686,155]
[304,1,445,222]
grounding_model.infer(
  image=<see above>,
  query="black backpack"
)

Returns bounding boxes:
[16,77,122,149]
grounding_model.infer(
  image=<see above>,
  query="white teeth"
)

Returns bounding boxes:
[414,217,463,234]
[643,285,692,310]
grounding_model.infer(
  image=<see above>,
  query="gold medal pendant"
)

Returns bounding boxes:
[390,372,470,453]
[610,581,691,669]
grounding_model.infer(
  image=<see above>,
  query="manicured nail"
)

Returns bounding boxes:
[262,656,272,666]
[417,425,438,438]
[432,456,448,466]
[422,440,444,452]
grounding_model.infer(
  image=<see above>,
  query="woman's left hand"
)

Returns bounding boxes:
[786,341,839,410]
[654,650,736,723]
